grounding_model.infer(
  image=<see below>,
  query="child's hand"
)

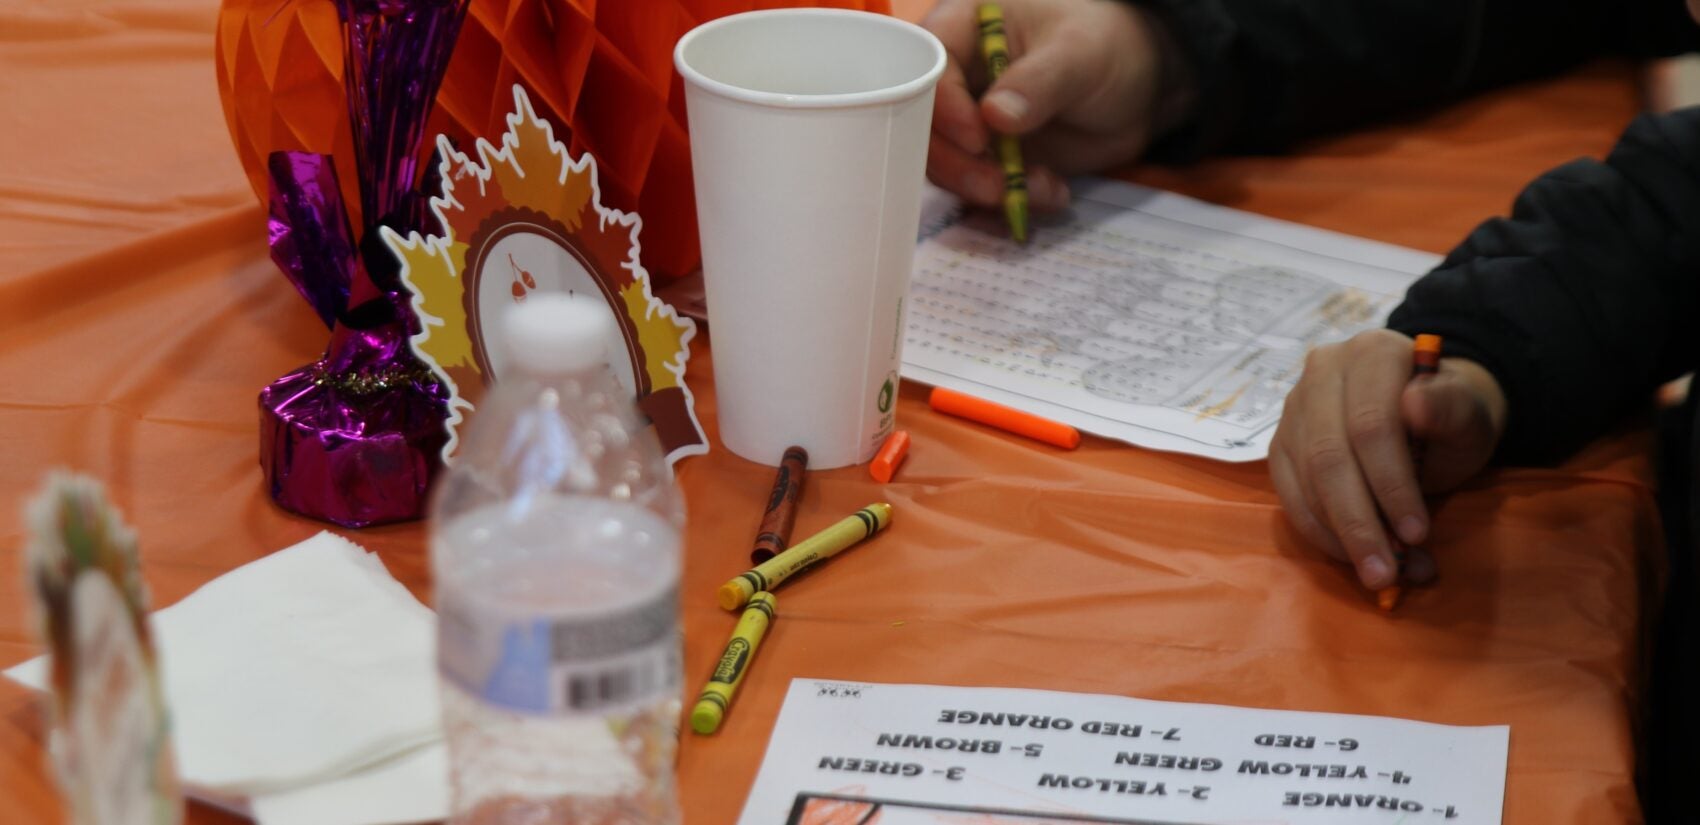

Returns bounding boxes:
[919,0,1185,212]
[1269,330,1508,590]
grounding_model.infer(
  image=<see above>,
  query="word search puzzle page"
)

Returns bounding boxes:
[904,180,1441,461]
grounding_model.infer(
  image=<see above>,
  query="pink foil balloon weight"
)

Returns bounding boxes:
[257,0,470,527]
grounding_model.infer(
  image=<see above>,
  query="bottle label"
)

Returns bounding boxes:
[439,584,680,715]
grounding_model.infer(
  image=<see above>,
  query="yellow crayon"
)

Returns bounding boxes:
[977,3,1029,244]
[691,592,776,735]
[717,503,893,611]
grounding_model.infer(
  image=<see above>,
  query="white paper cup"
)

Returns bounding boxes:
[675,9,946,468]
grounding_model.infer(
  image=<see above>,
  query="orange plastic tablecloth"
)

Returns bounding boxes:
[0,1,1667,823]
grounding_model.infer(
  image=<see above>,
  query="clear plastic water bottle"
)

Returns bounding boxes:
[430,293,684,825]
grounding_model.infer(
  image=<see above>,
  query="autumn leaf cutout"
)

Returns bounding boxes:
[388,85,706,464]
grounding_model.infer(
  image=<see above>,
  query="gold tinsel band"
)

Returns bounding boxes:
[309,362,437,396]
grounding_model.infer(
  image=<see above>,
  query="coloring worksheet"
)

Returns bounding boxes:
[737,680,1508,825]
[903,180,1441,461]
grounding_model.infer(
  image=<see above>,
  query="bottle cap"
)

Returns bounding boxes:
[503,293,611,375]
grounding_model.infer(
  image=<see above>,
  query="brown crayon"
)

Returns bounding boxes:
[751,446,808,564]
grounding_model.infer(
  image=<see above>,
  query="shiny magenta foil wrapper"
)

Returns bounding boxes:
[260,302,452,527]
[260,362,449,528]
[258,0,469,527]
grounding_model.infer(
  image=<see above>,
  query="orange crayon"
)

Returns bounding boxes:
[1405,334,1443,470]
[929,387,1080,450]
[751,446,808,564]
[1377,586,1402,612]
[870,431,910,483]
[1378,334,1444,612]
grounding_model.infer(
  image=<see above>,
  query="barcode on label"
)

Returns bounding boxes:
[435,585,682,715]
[554,645,679,714]
[567,667,638,710]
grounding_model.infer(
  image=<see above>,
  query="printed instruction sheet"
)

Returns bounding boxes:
[738,679,1507,825]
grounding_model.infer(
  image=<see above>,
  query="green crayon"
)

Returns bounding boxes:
[717,503,893,610]
[691,592,776,735]
[978,3,1029,244]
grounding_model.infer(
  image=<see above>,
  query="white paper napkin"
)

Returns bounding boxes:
[6,531,449,824]
[248,743,448,825]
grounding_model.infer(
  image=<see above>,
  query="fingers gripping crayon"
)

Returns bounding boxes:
[691,592,776,735]
[751,446,808,564]
[718,503,894,610]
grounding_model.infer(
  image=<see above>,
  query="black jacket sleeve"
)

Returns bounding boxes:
[1384,107,1700,463]
[1135,0,1700,160]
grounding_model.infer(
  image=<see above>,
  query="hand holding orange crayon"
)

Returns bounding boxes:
[1268,330,1508,599]
[1377,335,1443,610]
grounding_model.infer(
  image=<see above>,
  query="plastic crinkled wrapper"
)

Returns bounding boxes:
[257,0,470,527]
[259,358,449,529]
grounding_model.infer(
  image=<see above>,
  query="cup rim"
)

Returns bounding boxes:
[673,8,948,109]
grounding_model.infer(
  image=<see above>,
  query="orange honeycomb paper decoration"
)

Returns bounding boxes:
[216,0,892,281]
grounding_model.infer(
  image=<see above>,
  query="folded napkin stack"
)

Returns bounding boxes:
[6,532,450,825]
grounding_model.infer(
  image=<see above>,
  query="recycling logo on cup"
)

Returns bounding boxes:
[878,373,896,413]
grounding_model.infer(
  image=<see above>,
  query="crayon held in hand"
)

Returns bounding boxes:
[1378,333,1444,613]
[1377,586,1401,612]
[751,446,808,564]
[994,136,1028,244]
[1405,334,1443,471]
[977,3,1029,244]
[929,387,1080,449]
[718,503,893,610]
[692,592,776,735]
